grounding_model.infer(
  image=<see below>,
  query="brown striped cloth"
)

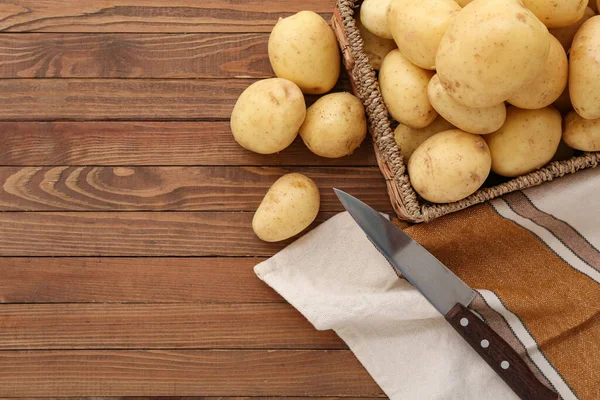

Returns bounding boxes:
[255,167,599,400]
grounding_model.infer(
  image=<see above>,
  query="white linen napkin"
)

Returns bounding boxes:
[254,211,518,400]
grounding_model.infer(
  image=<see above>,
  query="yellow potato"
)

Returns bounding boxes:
[408,129,491,204]
[549,7,596,51]
[394,117,455,161]
[522,0,589,28]
[356,14,397,70]
[380,50,437,128]
[570,16,600,119]
[231,78,306,154]
[360,0,393,39]
[387,0,460,70]
[268,11,340,95]
[507,35,568,110]
[299,93,367,158]
[252,173,320,242]
[428,74,506,134]
[485,107,562,177]
[563,111,600,151]
[551,140,576,162]
[436,0,550,108]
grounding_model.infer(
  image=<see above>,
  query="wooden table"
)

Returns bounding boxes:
[0,1,390,398]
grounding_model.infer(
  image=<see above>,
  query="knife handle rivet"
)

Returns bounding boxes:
[480,339,489,348]
[501,361,510,370]
[460,318,469,327]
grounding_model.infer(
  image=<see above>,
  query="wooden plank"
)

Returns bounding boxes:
[0,166,390,212]
[0,211,337,256]
[0,258,280,304]
[0,350,383,397]
[0,303,345,350]
[0,79,350,121]
[0,122,377,166]
[0,1,334,33]
[0,33,273,78]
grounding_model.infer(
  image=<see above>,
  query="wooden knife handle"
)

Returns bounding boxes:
[445,303,559,400]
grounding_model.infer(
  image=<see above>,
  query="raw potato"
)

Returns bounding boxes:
[549,7,596,51]
[360,0,393,39]
[428,74,506,134]
[394,117,455,160]
[507,35,568,110]
[563,111,600,151]
[485,107,562,177]
[380,50,437,128]
[299,93,367,158]
[230,78,306,154]
[436,0,550,108]
[356,15,397,70]
[408,130,491,204]
[570,16,600,119]
[268,11,340,95]
[522,0,589,28]
[252,173,320,242]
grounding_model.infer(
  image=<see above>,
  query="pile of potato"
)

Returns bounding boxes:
[231,11,366,242]
[361,0,600,203]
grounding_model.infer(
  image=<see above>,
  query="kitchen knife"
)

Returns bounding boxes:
[333,189,559,400]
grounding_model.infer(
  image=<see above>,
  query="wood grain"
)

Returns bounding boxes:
[0,303,345,350]
[0,122,377,166]
[0,79,350,121]
[0,350,383,397]
[0,1,334,33]
[0,166,390,211]
[0,211,338,256]
[0,258,279,304]
[0,33,272,78]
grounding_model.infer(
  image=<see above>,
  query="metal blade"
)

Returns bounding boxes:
[334,189,475,315]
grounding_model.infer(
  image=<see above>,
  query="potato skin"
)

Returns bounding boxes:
[268,11,340,95]
[231,78,306,155]
[549,7,596,52]
[485,107,562,177]
[570,16,600,119]
[522,0,589,28]
[436,0,550,108]
[360,0,393,39]
[563,111,600,151]
[299,93,367,158]
[387,0,460,70]
[356,14,397,70]
[380,50,437,128]
[394,117,455,161]
[507,35,568,110]
[428,74,506,134]
[252,173,320,242]
[408,129,491,204]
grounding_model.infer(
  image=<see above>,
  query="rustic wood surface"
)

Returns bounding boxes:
[0,0,387,397]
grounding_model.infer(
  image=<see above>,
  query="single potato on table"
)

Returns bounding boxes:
[550,7,596,52]
[356,15,397,70]
[436,0,550,108]
[507,35,568,110]
[299,92,367,158]
[387,0,460,70]
[408,129,492,204]
[360,0,393,39]
[252,173,320,242]
[230,78,306,154]
[428,74,506,134]
[394,117,455,161]
[522,0,589,28]
[485,106,562,177]
[570,16,600,120]
[379,49,437,128]
[268,11,340,95]
[563,111,600,151]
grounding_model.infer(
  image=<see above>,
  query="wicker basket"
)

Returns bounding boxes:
[332,0,600,223]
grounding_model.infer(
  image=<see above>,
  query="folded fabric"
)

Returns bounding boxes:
[255,167,600,400]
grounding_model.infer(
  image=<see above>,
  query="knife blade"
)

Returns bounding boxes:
[334,189,559,400]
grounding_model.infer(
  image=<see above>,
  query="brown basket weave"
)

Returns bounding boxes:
[332,0,600,223]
